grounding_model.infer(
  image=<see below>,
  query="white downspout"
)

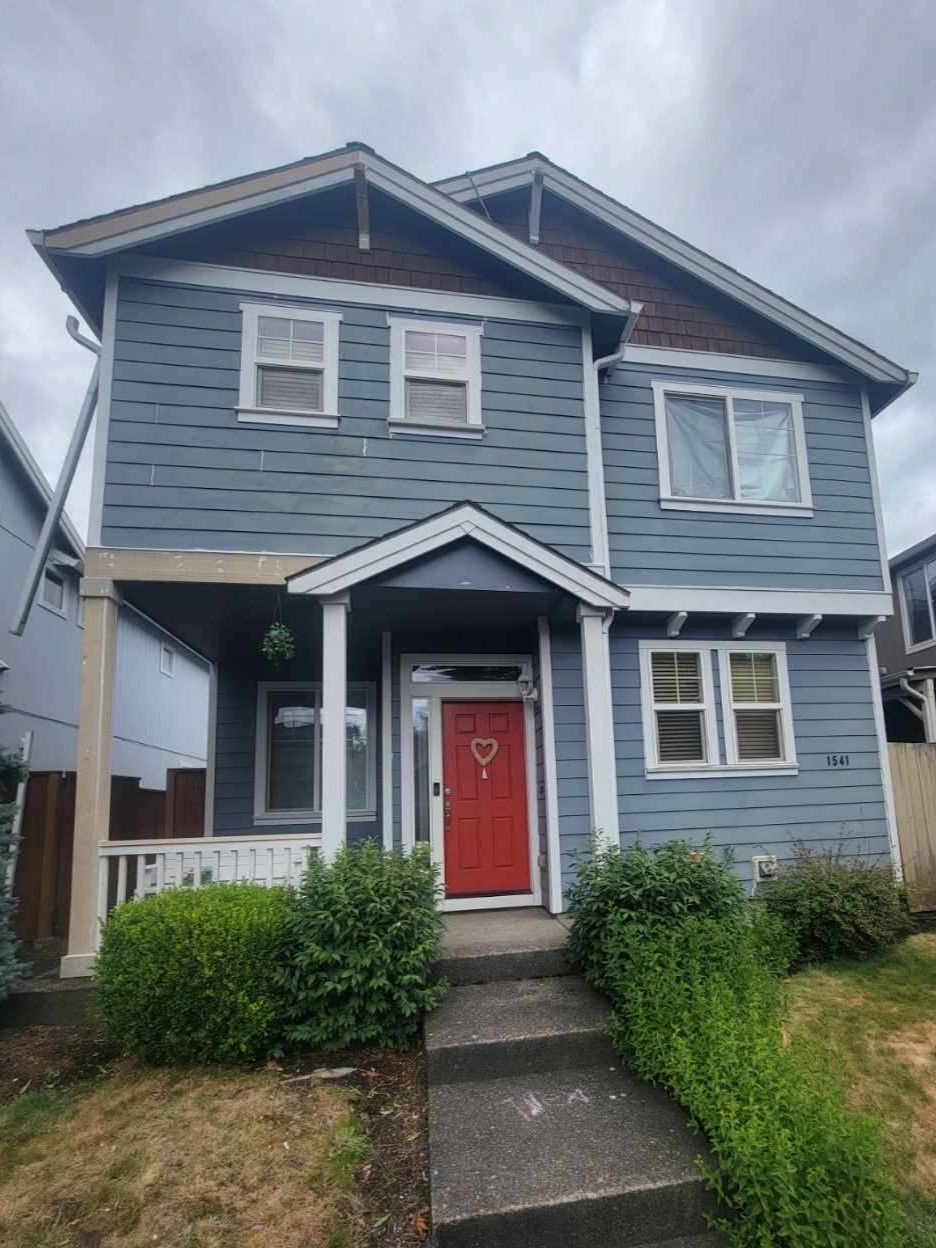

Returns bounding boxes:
[581,305,643,578]
[9,319,100,636]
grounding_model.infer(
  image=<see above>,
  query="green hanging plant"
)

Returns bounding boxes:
[261,596,296,667]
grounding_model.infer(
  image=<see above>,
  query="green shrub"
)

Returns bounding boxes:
[566,837,744,991]
[606,914,907,1248]
[276,842,446,1050]
[762,846,912,966]
[96,883,290,1064]
[0,731,27,1002]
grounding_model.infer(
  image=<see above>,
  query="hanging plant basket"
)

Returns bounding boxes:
[261,595,296,668]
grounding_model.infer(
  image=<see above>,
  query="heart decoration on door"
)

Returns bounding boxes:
[470,737,499,780]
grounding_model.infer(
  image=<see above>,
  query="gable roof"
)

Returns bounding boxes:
[29,142,635,332]
[435,153,914,397]
[0,400,84,560]
[287,502,630,610]
[890,531,936,571]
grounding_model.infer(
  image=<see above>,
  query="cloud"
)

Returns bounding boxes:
[1,0,933,554]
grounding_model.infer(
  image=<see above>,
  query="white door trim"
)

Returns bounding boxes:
[399,653,543,911]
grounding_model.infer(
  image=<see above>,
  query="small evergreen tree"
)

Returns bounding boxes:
[0,708,27,1001]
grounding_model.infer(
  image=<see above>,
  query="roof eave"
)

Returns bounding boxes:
[0,399,85,558]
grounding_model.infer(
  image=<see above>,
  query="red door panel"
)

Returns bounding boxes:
[442,701,530,897]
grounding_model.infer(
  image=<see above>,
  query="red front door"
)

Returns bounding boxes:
[442,701,531,897]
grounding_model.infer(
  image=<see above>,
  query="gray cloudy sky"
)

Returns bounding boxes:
[1,0,934,555]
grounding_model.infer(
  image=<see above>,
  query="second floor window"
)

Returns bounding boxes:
[237,302,341,428]
[652,381,812,516]
[389,318,483,438]
[42,569,66,614]
[901,559,936,647]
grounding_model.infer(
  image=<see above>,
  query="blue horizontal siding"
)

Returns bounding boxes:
[102,276,591,558]
[602,360,885,591]
[549,620,889,892]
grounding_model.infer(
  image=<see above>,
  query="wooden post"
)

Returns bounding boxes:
[60,578,120,977]
[577,604,620,849]
[320,594,349,862]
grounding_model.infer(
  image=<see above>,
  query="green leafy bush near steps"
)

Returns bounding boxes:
[607,914,908,1248]
[276,842,447,1050]
[761,845,913,966]
[97,883,290,1064]
[566,838,746,992]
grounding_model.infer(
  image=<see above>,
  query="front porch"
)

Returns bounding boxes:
[64,514,627,976]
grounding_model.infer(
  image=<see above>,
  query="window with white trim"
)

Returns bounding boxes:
[721,649,795,766]
[900,558,936,648]
[641,646,718,770]
[237,303,341,427]
[652,381,812,516]
[255,682,376,822]
[41,569,66,614]
[388,318,483,437]
[640,641,796,775]
[159,643,175,677]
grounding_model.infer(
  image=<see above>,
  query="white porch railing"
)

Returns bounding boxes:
[96,833,320,936]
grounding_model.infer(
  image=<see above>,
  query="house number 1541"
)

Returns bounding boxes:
[826,754,851,767]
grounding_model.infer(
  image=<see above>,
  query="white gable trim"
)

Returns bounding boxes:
[436,158,911,388]
[37,148,633,319]
[287,504,630,609]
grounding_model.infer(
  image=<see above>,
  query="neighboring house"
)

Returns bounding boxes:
[27,142,914,976]
[0,401,210,789]
[878,533,936,742]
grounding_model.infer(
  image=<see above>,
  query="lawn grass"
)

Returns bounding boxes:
[786,933,936,1246]
[0,1063,368,1247]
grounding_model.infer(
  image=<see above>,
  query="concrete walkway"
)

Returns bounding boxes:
[427,910,722,1248]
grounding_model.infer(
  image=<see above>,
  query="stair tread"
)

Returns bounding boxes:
[426,975,607,1055]
[429,1062,709,1229]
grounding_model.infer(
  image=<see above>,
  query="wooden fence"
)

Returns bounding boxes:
[12,768,206,942]
[889,743,936,913]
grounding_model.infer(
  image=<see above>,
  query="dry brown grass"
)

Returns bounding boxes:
[0,1063,366,1248]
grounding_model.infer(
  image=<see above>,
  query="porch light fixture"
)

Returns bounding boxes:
[518,677,539,702]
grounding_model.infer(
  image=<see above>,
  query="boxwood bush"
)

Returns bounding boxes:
[276,841,446,1050]
[96,883,290,1064]
[566,838,745,991]
[761,846,912,965]
[606,913,907,1247]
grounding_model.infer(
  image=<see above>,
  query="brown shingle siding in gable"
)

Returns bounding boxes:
[152,184,545,302]
[477,189,822,361]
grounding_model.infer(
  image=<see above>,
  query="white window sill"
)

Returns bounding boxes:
[253,810,377,826]
[659,496,813,518]
[645,764,799,781]
[388,419,484,440]
[905,638,936,655]
[237,407,339,429]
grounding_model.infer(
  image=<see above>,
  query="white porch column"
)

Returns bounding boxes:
[577,604,620,848]
[61,577,120,978]
[320,593,349,861]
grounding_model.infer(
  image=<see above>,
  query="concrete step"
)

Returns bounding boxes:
[429,1063,718,1248]
[435,909,572,986]
[426,976,611,1083]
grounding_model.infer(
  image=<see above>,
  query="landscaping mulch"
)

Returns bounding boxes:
[0,1023,117,1104]
[278,1044,431,1246]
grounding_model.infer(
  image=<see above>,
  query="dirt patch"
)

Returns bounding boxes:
[276,1046,431,1246]
[0,1024,117,1104]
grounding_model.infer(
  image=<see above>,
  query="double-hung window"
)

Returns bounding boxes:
[238,303,341,428]
[41,569,66,615]
[388,318,483,438]
[652,381,812,516]
[640,641,796,776]
[900,558,936,650]
[254,682,376,823]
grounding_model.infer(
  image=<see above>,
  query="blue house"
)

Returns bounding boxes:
[27,143,913,977]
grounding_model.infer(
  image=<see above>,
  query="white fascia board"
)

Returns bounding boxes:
[626,585,894,617]
[438,159,909,386]
[45,166,358,259]
[359,156,629,316]
[288,504,630,609]
[0,399,85,558]
[113,255,588,327]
